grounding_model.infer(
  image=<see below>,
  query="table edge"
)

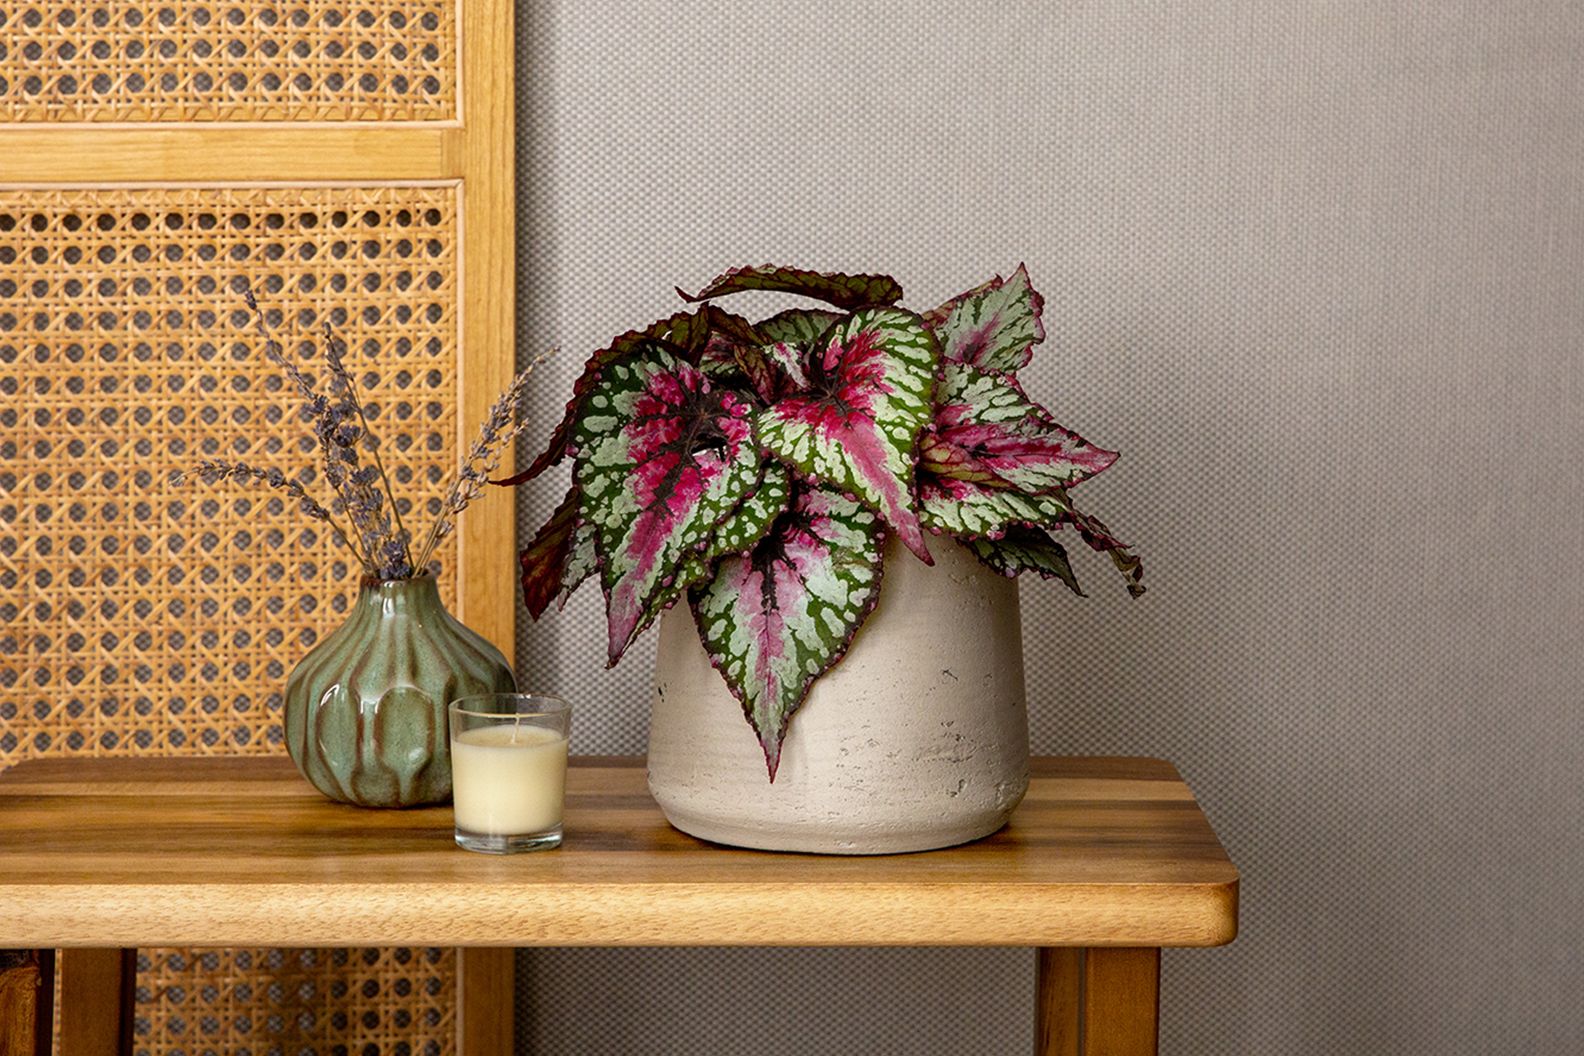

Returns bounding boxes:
[0,876,1238,949]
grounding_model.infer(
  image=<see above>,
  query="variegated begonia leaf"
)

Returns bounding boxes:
[689,484,885,781]
[701,336,787,404]
[559,512,597,608]
[920,364,1117,492]
[757,307,938,563]
[707,309,840,403]
[756,307,842,359]
[519,485,580,620]
[1057,500,1146,598]
[964,524,1084,597]
[917,473,1072,537]
[628,462,793,643]
[678,264,903,311]
[921,263,1045,374]
[497,307,739,488]
[574,349,762,663]
[694,304,764,351]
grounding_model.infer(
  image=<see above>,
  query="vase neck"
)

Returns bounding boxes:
[355,574,444,618]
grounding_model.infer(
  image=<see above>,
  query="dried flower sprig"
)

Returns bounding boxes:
[322,324,414,578]
[172,459,357,556]
[412,348,555,571]
[184,290,554,582]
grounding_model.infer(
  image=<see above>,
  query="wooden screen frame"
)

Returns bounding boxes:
[0,0,516,651]
[0,1,519,1052]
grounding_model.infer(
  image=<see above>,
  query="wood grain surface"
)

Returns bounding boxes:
[456,948,515,1056]
[454,0,520,659]
[0,757,1237,949]
[1035,946,1082,1056]
[0,949,51,1056]
[56,948,135,1056]
[1083,948,1161,1055]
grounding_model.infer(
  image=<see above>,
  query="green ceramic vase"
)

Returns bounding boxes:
[283,573,516,808]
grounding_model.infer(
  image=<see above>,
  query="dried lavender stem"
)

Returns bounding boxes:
[244,288,374,569]
[323,324,414,570]
[413,349,555,570]
[177,460,362,561]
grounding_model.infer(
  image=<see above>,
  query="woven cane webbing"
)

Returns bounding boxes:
[0,183,462,1055]
[0,2,457,122]
[134,948,455,1054]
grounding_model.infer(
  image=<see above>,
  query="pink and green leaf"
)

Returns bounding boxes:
[497,307,747,488]
[678,264,903,311]
[756,307,842,362]
[1056,500,1146,598]
[518,485,581,620]
[922,263,1045,374]
[921,364,1117,492]
[917,473,1073,537]
[558,514,597,608]
[689,484,885,781]
[628,462,793,643]
[964,524,1084,597]
[757,307,939,563]
[574,349,763,663]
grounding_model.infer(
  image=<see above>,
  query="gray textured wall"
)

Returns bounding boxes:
[511,2,1584,1053]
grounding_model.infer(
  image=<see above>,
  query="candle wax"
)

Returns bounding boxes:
[451,723,568,836]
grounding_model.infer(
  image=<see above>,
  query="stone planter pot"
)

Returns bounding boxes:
[647,538,1029,854]
[283,574,516,808]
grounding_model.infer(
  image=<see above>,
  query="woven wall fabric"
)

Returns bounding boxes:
[512,2,1584,1054]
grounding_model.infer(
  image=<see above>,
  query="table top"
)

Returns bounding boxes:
[0,755,1237,949]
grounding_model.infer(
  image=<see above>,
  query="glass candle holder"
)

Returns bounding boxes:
[448,693,572,853]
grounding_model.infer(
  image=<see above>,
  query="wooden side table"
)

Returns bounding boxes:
[0,756,1237,1056]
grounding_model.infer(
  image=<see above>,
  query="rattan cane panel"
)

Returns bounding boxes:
[134,947,455,1056]
[0,2,457,122]
[0,183,462,764]
[0,183,461,1056]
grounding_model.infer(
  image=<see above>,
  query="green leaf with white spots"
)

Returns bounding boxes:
[917,472,1073,537]
[964,525,1084,597]
[559,512,598,607]
[574,349,762,663]
[921,263,1045,374]
[757,307,939,562]
[689,484,885,780]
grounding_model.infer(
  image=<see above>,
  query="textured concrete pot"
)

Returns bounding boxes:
[648,538,1029,854]
[283,574,516,808]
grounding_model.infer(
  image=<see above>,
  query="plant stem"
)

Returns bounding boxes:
[244,289,377,574]
[326,325,414,571]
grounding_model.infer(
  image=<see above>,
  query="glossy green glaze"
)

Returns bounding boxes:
[283,574,516,808]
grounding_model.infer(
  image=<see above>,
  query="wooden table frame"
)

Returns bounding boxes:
[0,756,1238,1056]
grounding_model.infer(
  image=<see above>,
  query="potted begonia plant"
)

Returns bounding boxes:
[508,265,1142,852]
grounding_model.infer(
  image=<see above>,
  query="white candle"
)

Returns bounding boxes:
[451,723,569,836]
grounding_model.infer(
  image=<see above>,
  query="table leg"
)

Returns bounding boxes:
[456,947,515,1056]
[0,948,54,1056]
[1083,948,1160,1056]
[1035,947,1081,1055]
[1035,948,1160,1056]
[57,948,136,1055]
